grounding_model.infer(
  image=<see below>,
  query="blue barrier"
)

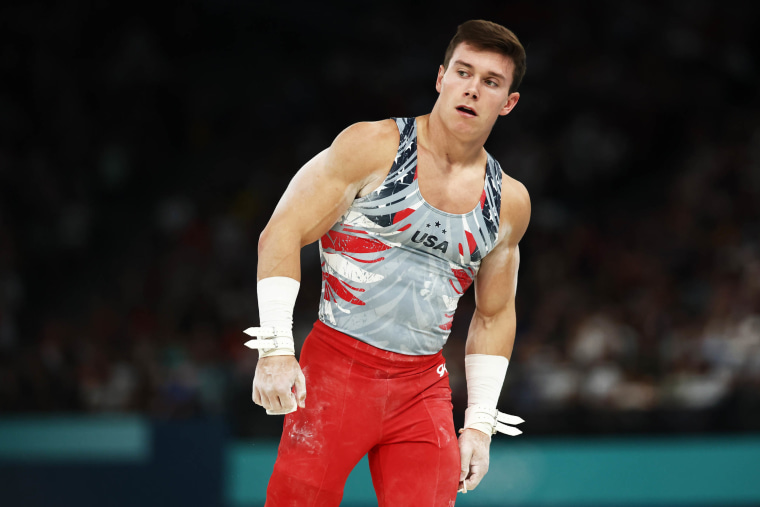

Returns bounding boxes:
[0,416,149,462]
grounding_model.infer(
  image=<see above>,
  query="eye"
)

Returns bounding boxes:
[457,70,469,77]
[485,79,498,87]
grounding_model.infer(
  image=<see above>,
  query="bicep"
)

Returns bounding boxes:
[264,121,394,247]
[473,178,530,317]
[267,147,363,247]
[473,243,520,318]
[466,242,520,356]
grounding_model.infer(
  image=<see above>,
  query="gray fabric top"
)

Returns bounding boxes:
[318,117,503,355]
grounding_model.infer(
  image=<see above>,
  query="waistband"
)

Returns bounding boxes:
[310,320,444,375]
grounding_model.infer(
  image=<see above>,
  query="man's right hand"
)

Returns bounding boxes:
[252,355,307,414]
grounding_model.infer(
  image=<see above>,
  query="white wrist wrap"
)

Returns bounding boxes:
[463,354,524,437]
[244,277,300,358]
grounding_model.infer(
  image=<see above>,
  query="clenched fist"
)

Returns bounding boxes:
[252,355,307,415]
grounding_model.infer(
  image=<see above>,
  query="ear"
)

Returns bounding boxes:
[435,65,445,93]
[499,92,520,116]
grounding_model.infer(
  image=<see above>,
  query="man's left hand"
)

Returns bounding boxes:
[458,428,491,493]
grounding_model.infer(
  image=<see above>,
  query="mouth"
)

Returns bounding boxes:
[456,105,477,117]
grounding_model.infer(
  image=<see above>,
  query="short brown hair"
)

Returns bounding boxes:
[443,20,527,94]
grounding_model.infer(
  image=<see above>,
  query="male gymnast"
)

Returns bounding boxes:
[245,19,530,506]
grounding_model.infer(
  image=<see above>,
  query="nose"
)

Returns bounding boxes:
[464,86,479,100]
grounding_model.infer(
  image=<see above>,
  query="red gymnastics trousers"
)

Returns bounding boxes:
[265,320,460,506]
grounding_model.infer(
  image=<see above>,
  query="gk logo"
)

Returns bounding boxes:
[437,363,448,377]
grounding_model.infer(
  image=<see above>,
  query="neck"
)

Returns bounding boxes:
[420,107,490,167]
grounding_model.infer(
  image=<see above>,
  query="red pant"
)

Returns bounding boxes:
[265,320,459,506]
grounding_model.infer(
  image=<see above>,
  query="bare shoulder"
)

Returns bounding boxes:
[334,118,399,146]
[327,119,399,188]
[498,171,531,245]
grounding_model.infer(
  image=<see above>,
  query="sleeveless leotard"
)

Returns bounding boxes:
[318,117,504,355]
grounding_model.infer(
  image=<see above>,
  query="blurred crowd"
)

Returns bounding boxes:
[1,0,758,436]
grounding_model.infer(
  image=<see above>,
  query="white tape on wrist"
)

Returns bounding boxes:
[245,277,299,358]
[463,354,524,437]
[243,327,295,355]
[464,404,524,436]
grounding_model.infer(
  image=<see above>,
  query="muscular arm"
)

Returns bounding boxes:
[258,120,398,280]
[458,174,530,493]
[466,175,531,357]
[251,120,398,414]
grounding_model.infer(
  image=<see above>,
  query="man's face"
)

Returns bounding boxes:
[435,43,520,135]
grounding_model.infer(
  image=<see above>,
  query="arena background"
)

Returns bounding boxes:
[1,0,759,505]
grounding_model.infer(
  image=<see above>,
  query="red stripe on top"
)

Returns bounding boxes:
[320,230,391,254]
[450,268,474,293]
[392,207,416,225]
[322,272,365,305]
[465,230,477,255]
[342,227,368,234]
